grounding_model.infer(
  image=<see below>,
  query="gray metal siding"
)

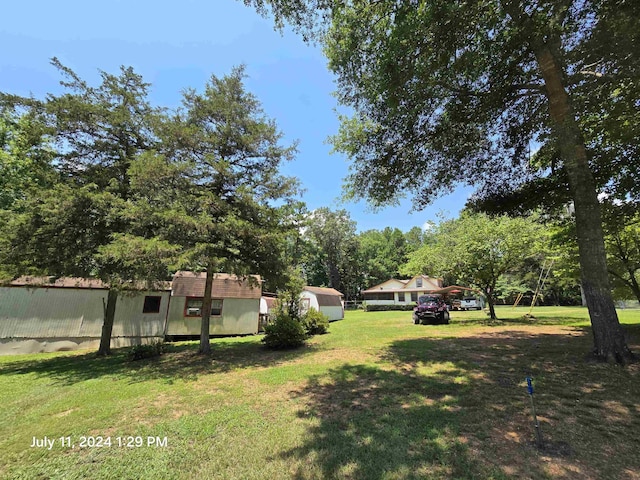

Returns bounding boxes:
[0,287,170,340]
[0,287,106,338]
[111,292,170,337]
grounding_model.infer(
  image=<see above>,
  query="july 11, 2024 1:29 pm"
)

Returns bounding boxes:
[30,435,168,450]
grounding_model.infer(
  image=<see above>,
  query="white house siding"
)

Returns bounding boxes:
[404,276,443,290]
[379,279,409,289]
[396,292,409,304]
[364,292,426,306]
[165,297,260,336]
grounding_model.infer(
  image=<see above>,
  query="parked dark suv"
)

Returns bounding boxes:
[413,294,450,325]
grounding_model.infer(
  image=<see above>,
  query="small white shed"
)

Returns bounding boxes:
[300,286,344,321]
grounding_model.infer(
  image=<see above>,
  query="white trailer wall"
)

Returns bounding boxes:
[165,297,260,336]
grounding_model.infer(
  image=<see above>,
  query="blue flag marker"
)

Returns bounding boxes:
[525,377,543,447]
[526,377,534,395]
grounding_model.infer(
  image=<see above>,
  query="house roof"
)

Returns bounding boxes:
[362,283,477,295]
[363,275,444,293]
[172,272,262,299]
[409,275,442,290]
[303,286,344,297]
[364,278,408,291]
[431,285,481,295]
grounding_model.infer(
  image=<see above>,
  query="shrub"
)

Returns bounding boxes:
[262,313,307,349]
[302,308,330,336]
[129,341,165,361]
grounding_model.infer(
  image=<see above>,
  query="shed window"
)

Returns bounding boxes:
[185,298,223,317]
[143,296,162,313]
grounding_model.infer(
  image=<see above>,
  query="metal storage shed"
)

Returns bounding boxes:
[301,286,344,321]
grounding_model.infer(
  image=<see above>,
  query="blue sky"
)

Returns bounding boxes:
[0,0,472,232]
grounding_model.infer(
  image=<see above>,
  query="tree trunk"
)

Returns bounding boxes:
[328,262,341,291]
[484,287,497,320]
[199,266,214,355]
[97,289,118,356]
[533,45,633,363]
[626,273,640,304]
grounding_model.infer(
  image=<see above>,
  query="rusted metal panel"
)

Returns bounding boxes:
[7,276,108,289]
[6,276,172,291]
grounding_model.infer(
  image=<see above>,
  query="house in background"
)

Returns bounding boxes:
[165,272,262,338]
[362,275,475,306]
[0,277,170,355]
[301,286,344,321]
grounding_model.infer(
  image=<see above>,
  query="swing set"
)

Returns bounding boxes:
[512,260,554,314]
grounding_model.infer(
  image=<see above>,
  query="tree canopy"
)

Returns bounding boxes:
[402,212,546,319]
[151,67,300,354]
[0,61,300,355]
[244,0,638,363]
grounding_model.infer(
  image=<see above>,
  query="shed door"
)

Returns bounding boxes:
[300,298,310,315]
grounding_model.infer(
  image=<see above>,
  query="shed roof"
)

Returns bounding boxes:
[303,286,344,297]
[172,272,262,299]
[315,294,343,307]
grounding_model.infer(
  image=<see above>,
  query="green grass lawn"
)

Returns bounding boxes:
[1,306,640,479]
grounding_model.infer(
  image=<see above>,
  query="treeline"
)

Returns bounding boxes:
[295,208,640,314]
[291,208,425,301]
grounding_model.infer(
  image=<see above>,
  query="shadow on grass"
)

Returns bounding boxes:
[378,325,640,479]
[0,339,319,385]
[279,363,497,480]
[278,326,640,479]
[450,315,590,328]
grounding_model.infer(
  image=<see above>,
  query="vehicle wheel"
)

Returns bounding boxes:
[413,313,419,324]
[477,307,482,310]
[442,311,450,324]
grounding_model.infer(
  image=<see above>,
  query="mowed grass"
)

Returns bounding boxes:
[1,306,640,479]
